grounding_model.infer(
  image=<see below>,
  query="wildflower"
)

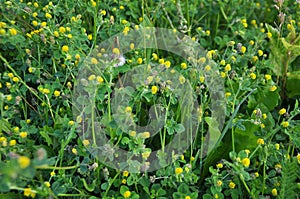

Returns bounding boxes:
[122,179,126,184]
[272,188,278,196]
[206,30,210,35]
[269,85,277,92]
[68,120,75,126]
[20,132,28,138]
[91,0,96,7]
[33,2,38,7]
[199,76,205,83]
[130,43,134,50]
[9,140,16,146]
[129,131,136,137]
[297,154,300,164]
[6,95,12,101]
[32,12,38,17]
[224,64,231,72]
[59,27,66,34]
[54,90,60,97]
[159,58,164,64]
[120,5,125,10]
[42,88,50,94]
[123,191,131,198]
[141,132,150,139]
[100,10,106,15]
[67,34,72,39]
[0,29,5,35]
[50,171,55,176]
[24,188,35,198]
[96,76,104,83]
[245,149,250,155]
[214,194,219,199]
[91,58,98,65]
[53,31,59,37]
[26,119,31,124]
[281,121,289,128]
[257,138,264,145]
[275,143,280,150]
[87,34,93,40]
[225,92,231,97]
[137,58,143,64]
[181,62,187,69]
[249,40,255,45]
[279,108,286,115]
[125,106,132,113]
[216,180,222,187]
[45,13,52,19]
[254,172,259,177]
[231,56,236,62]
[72,148,77,155]
[241,158,250,167]
[18,156,31,169]
[142,151,150,159]
[220,60,226,66]
[175,167,183,175]
[241,46,246,53]
[267,32,272,38]
[227,41,235,46]
[40,22,47,27]
[123,27,129,35]
[185,196,191,199]
[152,53,158,61]
[229,181,236,189]
[220,72,226,78]
[250,73,256,80]
[216,163,223,169]
[205,65,211,71]
[252,56,258,62]
[265,74,271,80]
[260,124,265,128]
[262,113,267,119]
[81,139,90,147]
[9,28,17,35]
[123,170,129,177]
[62,45,69,53]
[164,61,171,68]
[179,76,186,84]
[44,182,51,187]
[151,85,158,94]
[258,50,263,57]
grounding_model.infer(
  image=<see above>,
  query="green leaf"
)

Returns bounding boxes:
[39,131,53,146]
[204,117,221,154]
[0,119,11,133]
[287,72,300,97]
[80,178,96,192]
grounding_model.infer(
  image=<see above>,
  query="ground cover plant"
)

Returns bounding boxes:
[1,0,300,198]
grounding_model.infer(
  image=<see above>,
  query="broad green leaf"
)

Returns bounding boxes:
[287,72,300,97]
[39,131,53,146]
[0,119,11,133]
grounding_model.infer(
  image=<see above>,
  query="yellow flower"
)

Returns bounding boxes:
[50,171,55,176]
[175,167,183,175]
[281,121,289,128]
[53,31,59,37]
[272,188,278,196]
[100,10,106,15]
[62,45,69,53]
[32,12,38,17]
[241,158,250,167]
[141,132,150,139]
[262,113,267,119]
[179,76,186,84]
[67,34,72,39]
[265,74,271,81]
[185,196,191,199]
[224,64,231,72]
[123,170,129,177]
[245,149,250,155]
[54,90,60,97]
[220,72,226,78]
[122,179,126,184]
[9,139,16,146]
[241,46,246,53]
[91,58,98,65]
[216,180,222,187]
[87,34,93,40]
[125,106,132,113]
[269,85,277,92]
[130,43,134,50]
[267,32,272,38]
[159,58,164,64]
[137,57,143,64]
[250,73,256,80]
[72,148,77,155]
[229,181,236,189]
[96,76,104,83]
[6,95,12,101]
[152,53,158,61]
[59,26,66,34]
[20,132,28,138]
[254,172,259,177]
[297,154,300,164]
[249,40,255,45]
[275,143,280,150]
[44,182,51,188]
[164,61,171,68]
[24,187,35,198]
[68,120,75,126]
[119,5,124,10]
[32,20,38,26]
[225,92,231,97]
[129,131,136,137]
[216,163,223,169]
[0,22,7,28]
[45,13,52,19]
[42,88,50,94]
[91,0,96,7]
[26,119,31,124]
[123,190,131,198]
[151,85,158,94]
[257,138,264,145]
[18,156,31,169]
[205,65,211,71]
[40,22,47,27]
[199,76,205,83]
[123,27,129,35]
[258,50,263,57]
[279,108,286,115]
[0,29,5,35]
[83,139,90,146]
[9,28,17,35]
[88,75,96,81]
[220,60,226,66]
[33,2,38,7]
[142,151,150,159]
